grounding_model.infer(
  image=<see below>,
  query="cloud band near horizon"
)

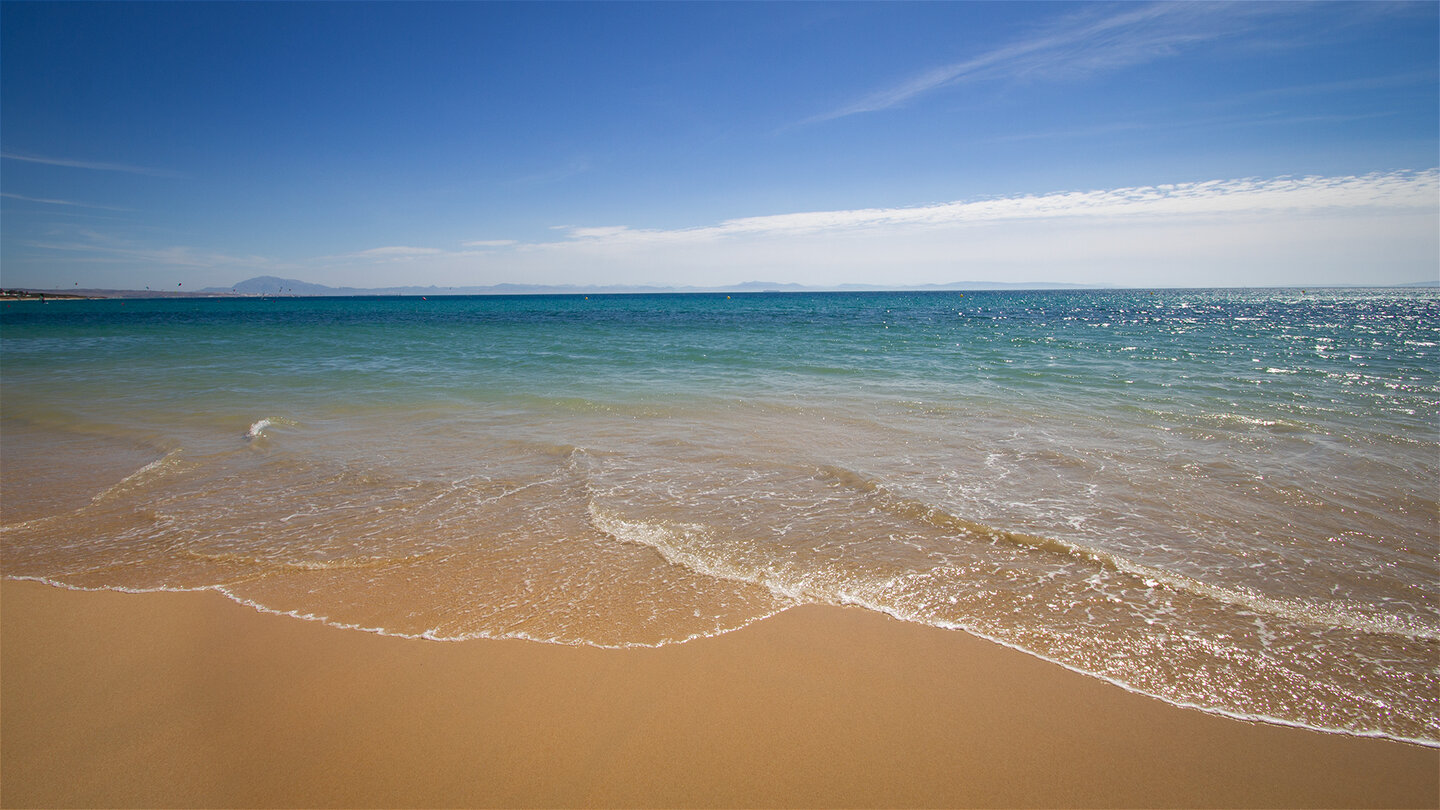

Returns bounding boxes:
[331,169,1437,289]
[527,170,1437,250]
[11,170,1438,290]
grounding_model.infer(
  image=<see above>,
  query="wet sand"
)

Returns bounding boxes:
[1,579,1435,808]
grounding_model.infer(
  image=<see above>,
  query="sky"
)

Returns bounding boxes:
[1,1,1437,291]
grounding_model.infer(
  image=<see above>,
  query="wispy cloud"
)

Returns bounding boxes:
[17,172,1433,290]
[22,228,267,269]
[477,170,1436,288]
[800,2,1300,126]
[537,170,1439,249]
[1,151,180,177]
[1,191,131,211]
[969,64,1430,145]
[307,242,527,270]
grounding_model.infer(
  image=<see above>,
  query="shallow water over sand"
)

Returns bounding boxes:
[3,289,1437,743]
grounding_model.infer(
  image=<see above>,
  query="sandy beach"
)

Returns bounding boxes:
[1,579,1434,808]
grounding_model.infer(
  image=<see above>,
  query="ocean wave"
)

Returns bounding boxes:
[91,448,188,502]
[245,415,298,440]
[810,462,1440,642]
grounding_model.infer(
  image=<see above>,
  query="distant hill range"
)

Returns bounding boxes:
[203,275,1106,296]
[8,276,1435,299]
[204,275,1440,296]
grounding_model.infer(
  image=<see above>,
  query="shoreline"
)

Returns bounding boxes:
[16,574,1436,751]
[3,579,1435,808]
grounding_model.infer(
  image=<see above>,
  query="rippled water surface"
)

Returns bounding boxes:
[3,289,1436,744]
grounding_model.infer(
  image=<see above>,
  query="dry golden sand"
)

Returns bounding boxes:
[1,579,1435,808]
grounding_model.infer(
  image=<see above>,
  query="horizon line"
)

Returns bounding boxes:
[6,280,1438,300]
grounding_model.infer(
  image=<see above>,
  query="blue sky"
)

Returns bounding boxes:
[2,1,1436,290]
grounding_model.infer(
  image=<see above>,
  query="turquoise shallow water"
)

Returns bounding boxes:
[2,289,1437,744]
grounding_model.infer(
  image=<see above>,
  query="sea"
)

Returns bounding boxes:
[2,289,1436,746]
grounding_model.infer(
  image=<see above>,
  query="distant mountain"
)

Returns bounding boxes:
[213,276,345,295]
[203,276,679,296]
[204,276,1108,296]
[721,281,813,292]
[25,276,1437,299]
[834,281,1102,291]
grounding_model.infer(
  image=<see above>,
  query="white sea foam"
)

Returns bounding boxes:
[878,598,1440,750]
[93,449,185,500]
[245,416,299,440]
